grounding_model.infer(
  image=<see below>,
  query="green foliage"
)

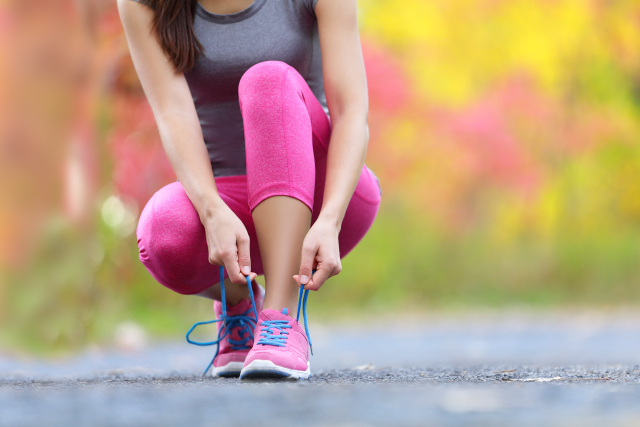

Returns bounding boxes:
[5,195,640,356]
[2,210,211,355]
[314,201,640,315]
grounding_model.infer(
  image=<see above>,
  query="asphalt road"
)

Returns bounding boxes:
[3,310,640,426]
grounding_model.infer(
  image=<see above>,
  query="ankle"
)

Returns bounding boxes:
[262,299,298,314]
[222,283,251,306]
[225,295,245,307]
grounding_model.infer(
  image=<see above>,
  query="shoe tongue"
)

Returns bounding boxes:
[260,308,293,322]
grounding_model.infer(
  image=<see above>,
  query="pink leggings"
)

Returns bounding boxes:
[136,61,381,295]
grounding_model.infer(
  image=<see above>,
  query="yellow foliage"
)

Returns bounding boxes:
[360,0,637,103]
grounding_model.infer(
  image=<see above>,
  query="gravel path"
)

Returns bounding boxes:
[3,311,640,426]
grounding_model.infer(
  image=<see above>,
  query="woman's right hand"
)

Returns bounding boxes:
[201,199,256,284]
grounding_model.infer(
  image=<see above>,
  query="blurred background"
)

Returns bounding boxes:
[1,0,639,356]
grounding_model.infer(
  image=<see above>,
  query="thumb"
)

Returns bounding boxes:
[296,242,316,286]
[237,233,251,277]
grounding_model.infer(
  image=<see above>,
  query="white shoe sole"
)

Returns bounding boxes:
[240,360,311,380]
[212,361,244,377]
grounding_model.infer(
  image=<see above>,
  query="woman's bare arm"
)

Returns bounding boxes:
[316,0,369,225]
[118,0,252,283]
[295,0,369,290]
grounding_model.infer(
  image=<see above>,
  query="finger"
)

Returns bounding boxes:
[208,250,222,267]
[295,268,319,286]
[330,260,342,277]
[205,228,221,266]
[236,233,252,277]
[298,242,317,286]
[205,235,221,266]
[220,247,245,284]
[304,264,334,291]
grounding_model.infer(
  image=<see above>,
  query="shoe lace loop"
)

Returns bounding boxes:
[185,266,259,377]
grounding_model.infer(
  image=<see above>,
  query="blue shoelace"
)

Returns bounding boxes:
[186,266,259,377]
[185,267,314,376]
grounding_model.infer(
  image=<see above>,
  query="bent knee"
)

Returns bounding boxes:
[136,183,210,293]
[238,60,292,101]
[137,182,197,242]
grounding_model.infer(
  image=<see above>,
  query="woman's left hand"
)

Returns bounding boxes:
[294,217,342,291]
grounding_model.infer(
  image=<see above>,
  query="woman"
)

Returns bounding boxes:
[118,0,381,379]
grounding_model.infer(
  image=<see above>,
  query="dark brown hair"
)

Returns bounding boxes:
[145,0,203,73]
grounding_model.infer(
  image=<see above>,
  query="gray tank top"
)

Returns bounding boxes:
[131,0,328,177]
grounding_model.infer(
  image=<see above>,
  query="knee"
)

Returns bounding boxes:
[136,184,203,277]
[137,218,187,266]
[238,60,292,106]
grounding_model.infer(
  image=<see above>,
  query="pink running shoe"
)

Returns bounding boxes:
[240,286,314,380]
[210,281,264,376]
[186,267,264,377]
